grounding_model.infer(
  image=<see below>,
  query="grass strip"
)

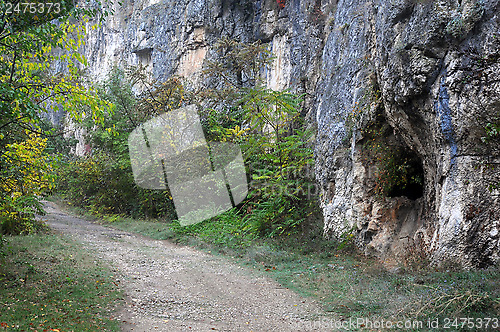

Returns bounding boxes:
[0,233,122,331]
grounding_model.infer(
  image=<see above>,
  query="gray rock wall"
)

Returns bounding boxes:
[316,0,500,268]
[78,0,500,268]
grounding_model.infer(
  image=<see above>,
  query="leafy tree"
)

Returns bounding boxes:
[0,0,113,233]
[56,67,180,219]
[127,64,189,118]
[0,131,51,233]
[201,38,316,236]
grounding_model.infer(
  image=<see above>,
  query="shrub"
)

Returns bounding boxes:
[56,42,318,237]
[201,39,317,237]
[446,0,485,39]
[55,67,178,219]
[0,132,54,234]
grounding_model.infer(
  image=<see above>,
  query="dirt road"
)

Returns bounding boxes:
[42,201,331,331]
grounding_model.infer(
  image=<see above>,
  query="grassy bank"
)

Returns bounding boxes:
[52,198,500,331]
[0,233,122,331]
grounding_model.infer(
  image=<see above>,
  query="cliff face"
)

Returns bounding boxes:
[79,0,500,268]
[315,0,500,268]
[81,0,324,94]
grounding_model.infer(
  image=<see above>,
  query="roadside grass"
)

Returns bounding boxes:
[0,232,122,331]
[51,197,500,330]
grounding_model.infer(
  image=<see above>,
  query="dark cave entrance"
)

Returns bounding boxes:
[361,115,425,201]
[386,148,424,200]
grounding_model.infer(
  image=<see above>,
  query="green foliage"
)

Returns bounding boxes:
[481,114,500,191]
[446,0,485,39]
[56,39,317,238]
[202,37,274,91]
[0,0,113,234]
[55,67,177,219]
[40,120,79,156]
[171,208,257,249]
[127,64,189,117]
[241,196,316,238]
[0,132,53,234]
[0,195,47,234]
[337,225,357,251]
[56,152,135,215]
[201,38,317,237]
[484,119,500,141]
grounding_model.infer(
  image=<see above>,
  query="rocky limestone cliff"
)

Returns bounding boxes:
[77,0,500,268]
[315,0,500,268]
[81,0,324,95]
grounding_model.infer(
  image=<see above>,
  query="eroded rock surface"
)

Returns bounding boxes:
[315,0,500,268]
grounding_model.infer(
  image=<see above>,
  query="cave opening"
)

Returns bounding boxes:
[386,148,424,200]
[360,112,425,201]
